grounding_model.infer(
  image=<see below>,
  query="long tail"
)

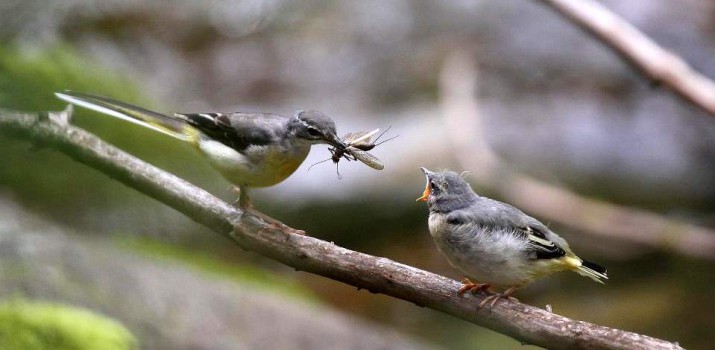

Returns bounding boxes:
[562,256,608,284]
[576,260,608,284]
[55,91,196,142]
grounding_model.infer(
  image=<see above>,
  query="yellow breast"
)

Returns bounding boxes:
[198,138,311,188]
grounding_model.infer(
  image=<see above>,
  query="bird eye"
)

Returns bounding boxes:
[430,181,438,191]
[307,127,321,137]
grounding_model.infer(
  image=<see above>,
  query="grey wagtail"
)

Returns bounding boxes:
[55,91,346,209]
[417,168,607,308]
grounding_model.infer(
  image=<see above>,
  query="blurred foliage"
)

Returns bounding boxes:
[116,235,317,302]
[0,299,137,350]
[267,197,426,248]
[0,46,136,110]
[0,46,223,228]
[0,45,146,210]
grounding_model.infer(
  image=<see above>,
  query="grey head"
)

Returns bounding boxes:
[287,110,344,148]
[417,167,479,213]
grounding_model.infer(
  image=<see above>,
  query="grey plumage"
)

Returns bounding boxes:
[417,168,606,306]
[55,91,345,208]
[178,112,284,151]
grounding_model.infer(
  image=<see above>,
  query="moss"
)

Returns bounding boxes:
[0,45,141,111]
[0,45,208,215]
[0,299,137,350]
[0,45,150,210]
[115,236,317,302]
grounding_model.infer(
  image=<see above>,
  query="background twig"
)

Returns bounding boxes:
[536,0,715,116]
[0,108,685,350]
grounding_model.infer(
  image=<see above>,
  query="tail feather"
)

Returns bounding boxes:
[575,259,608,284]
[55,91,193,142]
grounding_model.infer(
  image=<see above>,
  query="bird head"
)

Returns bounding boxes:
[416,168,478,211]
[289,110,345,148]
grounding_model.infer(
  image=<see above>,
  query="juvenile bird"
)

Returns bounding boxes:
[56,91,345,209]
[416,168,607,308]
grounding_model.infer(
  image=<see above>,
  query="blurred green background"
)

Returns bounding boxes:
[0,1,713,349]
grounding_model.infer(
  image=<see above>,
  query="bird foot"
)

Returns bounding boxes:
[477,287,519,309]
[231,187,305,235]
[265,220,306,235]
[244,209,306,235]
[457,278,491,295]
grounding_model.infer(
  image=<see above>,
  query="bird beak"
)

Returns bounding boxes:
[416,184,430,202]
[416,167,431,202]
[325,133,346,149]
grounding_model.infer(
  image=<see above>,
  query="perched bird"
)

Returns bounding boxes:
[55,91,345,209]
[416,168,607,308]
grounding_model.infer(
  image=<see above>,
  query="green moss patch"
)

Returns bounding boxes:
[0,299,137,350]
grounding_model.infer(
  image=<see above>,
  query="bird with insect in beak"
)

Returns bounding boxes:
[55,91,347,219]
[309,127,397,178]
[416,168,607,308]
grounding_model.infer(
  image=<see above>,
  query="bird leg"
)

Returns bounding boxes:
[232,186,305,235]
[458,278,491,295]
[231,186,252,209]
[478,286,520,309]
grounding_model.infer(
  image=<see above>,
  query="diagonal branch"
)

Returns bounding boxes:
[0,108,683,350]
[536,0,715,116]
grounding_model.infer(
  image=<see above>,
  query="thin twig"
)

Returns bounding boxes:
[0,108,683,350]
[439,50,715,260]
[536,0,715,116]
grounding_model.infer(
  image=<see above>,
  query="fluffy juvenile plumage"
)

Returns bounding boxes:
[55,91,345,208]
[417,168,607,307]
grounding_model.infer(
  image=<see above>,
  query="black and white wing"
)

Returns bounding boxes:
[177,112,286,151]
[518,225,567,260]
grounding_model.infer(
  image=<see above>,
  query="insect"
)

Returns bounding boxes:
[309,126,397,178]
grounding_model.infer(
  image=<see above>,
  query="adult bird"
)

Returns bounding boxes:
[56,91,345,209]
[416,168,607,308]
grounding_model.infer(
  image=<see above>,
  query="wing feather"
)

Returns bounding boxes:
[178,112,285,151]
[520,226,566,260]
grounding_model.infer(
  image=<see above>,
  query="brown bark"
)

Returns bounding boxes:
[0,108,685,349]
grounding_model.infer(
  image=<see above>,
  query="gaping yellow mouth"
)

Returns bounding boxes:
[416,182,430,202]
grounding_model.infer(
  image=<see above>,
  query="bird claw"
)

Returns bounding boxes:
[477,287,520,309]
[244,209,306,235]
[457,278,490,295]
[231,187,304,235]
[257,223,305,235]
[285,227,306,235]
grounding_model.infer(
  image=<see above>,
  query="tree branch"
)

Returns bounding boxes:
[0,108,683,350]
[439,51,715,260]
[536,0,715,116]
